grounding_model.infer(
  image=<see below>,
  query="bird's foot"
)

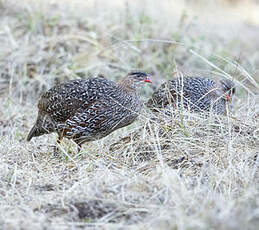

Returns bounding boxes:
[51,145,60,157]
[77,145,82,153]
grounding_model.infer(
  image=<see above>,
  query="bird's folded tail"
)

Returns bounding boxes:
[27,125,38,142]
[27,112,56,142]
[27,124,52,141]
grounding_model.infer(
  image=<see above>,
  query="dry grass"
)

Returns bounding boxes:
[0,0,259,229]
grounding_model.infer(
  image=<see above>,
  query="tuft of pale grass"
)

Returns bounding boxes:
[0,0,259,229]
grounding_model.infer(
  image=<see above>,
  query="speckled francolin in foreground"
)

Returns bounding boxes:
[146,76,235,115]
[27,71,151,149]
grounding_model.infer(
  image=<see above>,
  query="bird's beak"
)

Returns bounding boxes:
[143,76,152,83]
[225,94,231,101]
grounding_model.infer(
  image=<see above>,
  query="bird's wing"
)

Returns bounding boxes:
[59,100,117,140]
[38,80,91,122]
[38,78,115,123]
[147,80,190,109]
[146,82,170,108]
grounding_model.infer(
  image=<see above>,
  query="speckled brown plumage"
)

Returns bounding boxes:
[27,71,151,147]
[146,76,235,115]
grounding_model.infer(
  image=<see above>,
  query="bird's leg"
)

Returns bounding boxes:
[77,144,82,153]
[53,135,63,156]
[57,135,63,145]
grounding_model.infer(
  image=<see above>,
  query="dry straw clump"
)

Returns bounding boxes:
[0,0,259,229]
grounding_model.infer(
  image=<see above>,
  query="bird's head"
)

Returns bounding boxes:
[220,79,235,101]
[119,70,152,91]
[127,70,152,83]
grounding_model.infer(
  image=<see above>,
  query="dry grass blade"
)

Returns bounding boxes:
[0,0,259,229]
[189,49,255,95]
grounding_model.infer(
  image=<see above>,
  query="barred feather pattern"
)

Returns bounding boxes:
[27,72,149,145]
[146,76,235,115]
